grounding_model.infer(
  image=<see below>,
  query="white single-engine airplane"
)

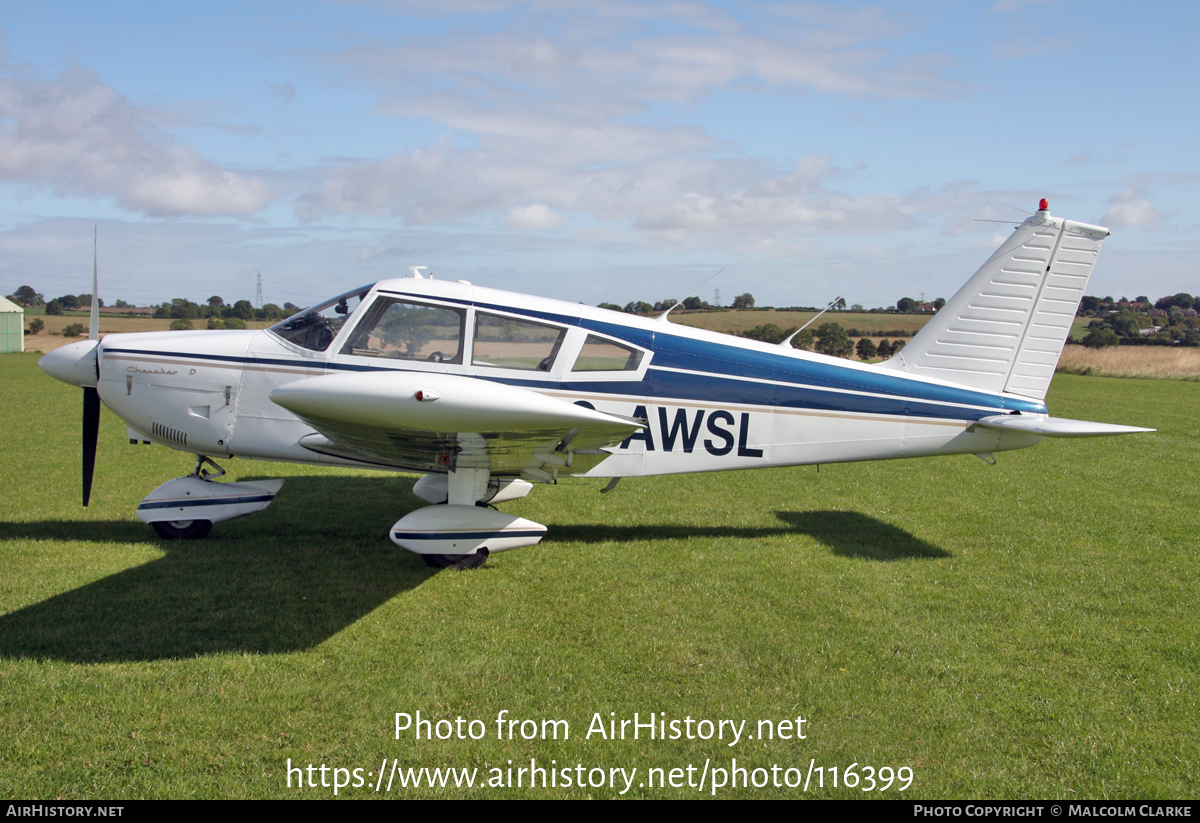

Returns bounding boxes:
[41,202,1151,568]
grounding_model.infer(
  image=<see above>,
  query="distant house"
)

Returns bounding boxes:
[0,295,24,353]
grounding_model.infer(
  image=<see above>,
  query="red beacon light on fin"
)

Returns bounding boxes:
[1038,198,1049,211]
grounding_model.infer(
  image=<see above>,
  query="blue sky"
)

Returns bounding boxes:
[1,1,1196,310]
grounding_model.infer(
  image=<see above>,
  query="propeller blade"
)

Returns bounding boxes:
[82,386,100,507]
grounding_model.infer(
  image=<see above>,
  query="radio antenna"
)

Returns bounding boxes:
[658,267,725,323]
[780,294,844,348]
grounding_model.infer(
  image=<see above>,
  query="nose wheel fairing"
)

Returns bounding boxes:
[136,472,284,534]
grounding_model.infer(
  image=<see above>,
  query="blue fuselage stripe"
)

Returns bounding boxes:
[416,296,1047,415]
[644,369,982,421]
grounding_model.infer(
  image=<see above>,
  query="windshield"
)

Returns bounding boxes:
[268,285,372,352]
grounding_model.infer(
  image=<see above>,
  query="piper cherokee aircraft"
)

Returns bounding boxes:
[40,201,1151,568]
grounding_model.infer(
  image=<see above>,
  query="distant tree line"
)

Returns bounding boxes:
[152,296,295,324]
[7,286,44,306]
[737,321,906,361]
[5,286,121,315]
[598,291,947,315]
[598,293,756,315]
[895,297,945,313]
[5,284,302,327]
[1075,294,1200,348]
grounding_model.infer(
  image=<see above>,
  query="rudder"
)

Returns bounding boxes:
[879,204,1108,400]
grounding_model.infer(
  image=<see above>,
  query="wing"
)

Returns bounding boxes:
[269,371,643,479]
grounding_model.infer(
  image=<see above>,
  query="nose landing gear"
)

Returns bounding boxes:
[136,455,284,540]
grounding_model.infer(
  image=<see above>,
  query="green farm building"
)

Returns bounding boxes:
[0,296,24,353]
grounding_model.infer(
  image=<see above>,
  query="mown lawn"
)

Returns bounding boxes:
[0,352,1195,798]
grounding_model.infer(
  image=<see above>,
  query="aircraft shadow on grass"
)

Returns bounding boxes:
[0,479,946,663]
[546,510,949,562]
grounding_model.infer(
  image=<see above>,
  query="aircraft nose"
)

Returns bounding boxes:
[39,339,100,388]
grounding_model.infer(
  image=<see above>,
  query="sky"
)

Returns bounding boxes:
[0,0,1196,310]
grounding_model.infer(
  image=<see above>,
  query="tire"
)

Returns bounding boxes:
[457,548,489,569]
[421,548,489,570]
[152,519,213,540]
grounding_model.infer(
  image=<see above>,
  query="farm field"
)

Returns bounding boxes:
[1058,344,1200,381]
[20,314,276,353]
[670,309,930,338]
[0,352,1195,799]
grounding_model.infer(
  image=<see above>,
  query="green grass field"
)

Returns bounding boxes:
[0,352,1195,799]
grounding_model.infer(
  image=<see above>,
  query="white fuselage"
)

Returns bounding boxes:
[93,277,1046,479]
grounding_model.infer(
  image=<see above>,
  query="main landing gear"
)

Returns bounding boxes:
[392,469,546,570]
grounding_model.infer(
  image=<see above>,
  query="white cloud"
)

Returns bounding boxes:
[937,196,1038,237]
[296,2,973,246]
[333,8,970,106]
[299,142,920,249]
[1102,197,1161,229]
[968,233,1010,251]
[0,67,274,217]
[505,203,564,230]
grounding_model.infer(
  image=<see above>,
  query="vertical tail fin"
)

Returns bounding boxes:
[879,205,1109,400]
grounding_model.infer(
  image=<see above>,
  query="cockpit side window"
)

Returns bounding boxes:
[472,313,566,372]
[341,298,466,364]
[269,286,370,352]
[571,334,644,372]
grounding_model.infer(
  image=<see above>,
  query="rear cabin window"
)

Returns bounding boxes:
[472,313,566,371]
[571,335,644,372]
[342,298,466,364]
